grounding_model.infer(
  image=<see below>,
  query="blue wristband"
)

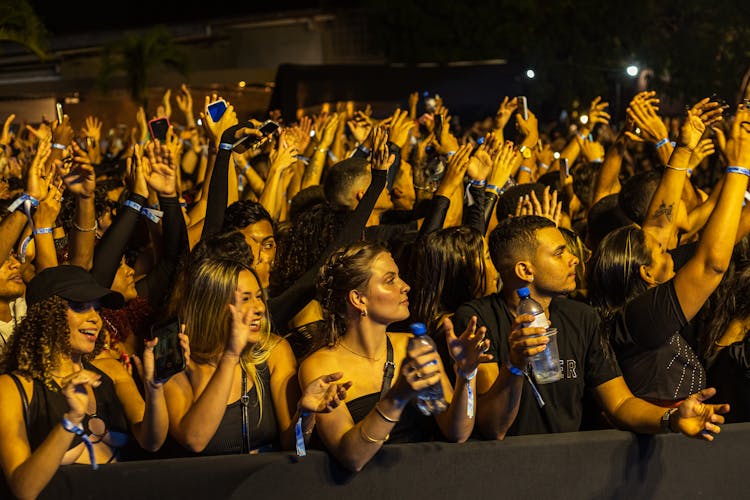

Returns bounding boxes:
[33,227,53,235]
[123,199,143,213]
[519,166,532,174]
[655,137,671,149]
[505,360,525,376]
[727,166,750,177]
[219,142,233,151]
[469,179,487,187]
[52,142,67,151]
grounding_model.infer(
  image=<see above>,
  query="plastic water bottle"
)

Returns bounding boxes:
[516,287,549,329]
[516,287,562,384]
[408,323,448,415]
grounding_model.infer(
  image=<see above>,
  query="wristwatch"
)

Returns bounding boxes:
[519,145,532,159]
[660,407,679,433]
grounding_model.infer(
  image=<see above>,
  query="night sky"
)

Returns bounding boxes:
[28,0,348,35]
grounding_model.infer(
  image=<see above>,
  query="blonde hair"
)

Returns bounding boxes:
[179,258,278,421]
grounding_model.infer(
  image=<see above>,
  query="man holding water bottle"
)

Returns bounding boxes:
[453,215,729,441]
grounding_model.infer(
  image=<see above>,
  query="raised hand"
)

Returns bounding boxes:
[269,130,299,172]
[515,109,539,145]
[226,290,252,357]
[82,116,102,144]
[679,97,725,150]
[576,136,605,163]
[726,103,750,167]
[626,91,668,144]
[157,89,172,119]
[346,111,372,145]
[493,96,518,133]
[144,140,178,197]
[467,137,493,182]
[1,114,16,146]
[175,84,195,127]
[445,316,493,376]
[298,372,353,413]
[126,144,149,198]
[408,91,419,120]
[487,140,517,189]
[58,141,96,199]
[580,96,611,136]
[136,107,149,144]
[387,109,413,149]
[202,94,238,146]
[436,143,472,195]
[316,112,340,150]
[27,135,52,200]
[688,138,716,171]
[434,111,459,154]
[673,387,729,441]
[529,186,562,226]
[370,125,394,171]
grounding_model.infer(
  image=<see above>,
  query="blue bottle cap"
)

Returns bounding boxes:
[409,322,427,336]
[516,287,531,299]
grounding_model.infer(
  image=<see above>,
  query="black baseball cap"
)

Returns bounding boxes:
[25,265,124,309]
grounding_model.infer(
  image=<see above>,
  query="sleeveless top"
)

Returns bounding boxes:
[345,393,436,443]
[284,320,326,360]
[22,363,132,458]
[200,362,279,454]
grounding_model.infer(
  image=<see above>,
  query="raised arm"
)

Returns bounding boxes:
[641,97,724,247]
[673,104,750,321]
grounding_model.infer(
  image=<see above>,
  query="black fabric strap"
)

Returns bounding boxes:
[379,337,395,400]
[9,373,29,431]
[240,369,250,454]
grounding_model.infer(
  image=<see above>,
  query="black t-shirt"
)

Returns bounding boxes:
[454,294,620,436]
[613,279,706,403]
[706,338,750,424]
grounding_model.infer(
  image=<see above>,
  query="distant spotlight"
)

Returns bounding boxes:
[580,114,589,125]
[196,118,202,126]
[238,81,247,88]
[553,152,561,160]
[526,69,536,79]
[626,65,639,77]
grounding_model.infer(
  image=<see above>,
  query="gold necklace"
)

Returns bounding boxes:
[339,341,385,362]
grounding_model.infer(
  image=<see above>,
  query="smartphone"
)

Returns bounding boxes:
[148,117,170,142]
[516,96,528,120]
[233,120,280,153]
[56,102,64,123]
[149,317,185,381]
[433,114,443,143]
[207,99,228,122]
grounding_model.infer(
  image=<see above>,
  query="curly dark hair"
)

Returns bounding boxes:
[0,296,106,390]
[270,201,347,296]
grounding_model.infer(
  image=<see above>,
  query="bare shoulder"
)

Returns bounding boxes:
[90,356,129,383]
[386,331,411,355]
[267,335,297,372]
[298,345,340,383]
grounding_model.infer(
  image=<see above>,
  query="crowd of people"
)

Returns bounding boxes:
[0,79,749,498]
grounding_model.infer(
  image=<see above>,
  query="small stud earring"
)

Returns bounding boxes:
[361,308,367,317]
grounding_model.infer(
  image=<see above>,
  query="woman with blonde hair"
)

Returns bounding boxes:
[164,258,349,454]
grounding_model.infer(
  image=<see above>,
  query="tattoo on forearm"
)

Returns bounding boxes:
[653,202,673,222]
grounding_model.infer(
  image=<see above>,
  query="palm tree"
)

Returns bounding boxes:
[98,26,188,109]
[0,0,48,59]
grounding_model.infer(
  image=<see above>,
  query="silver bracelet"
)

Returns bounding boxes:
[72,220,98,232]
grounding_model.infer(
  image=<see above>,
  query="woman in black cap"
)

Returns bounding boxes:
[0,265,170,499]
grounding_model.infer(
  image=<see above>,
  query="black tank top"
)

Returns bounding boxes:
[24,363,131,453]
[345,393,436,443]
[200,362,279,454]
